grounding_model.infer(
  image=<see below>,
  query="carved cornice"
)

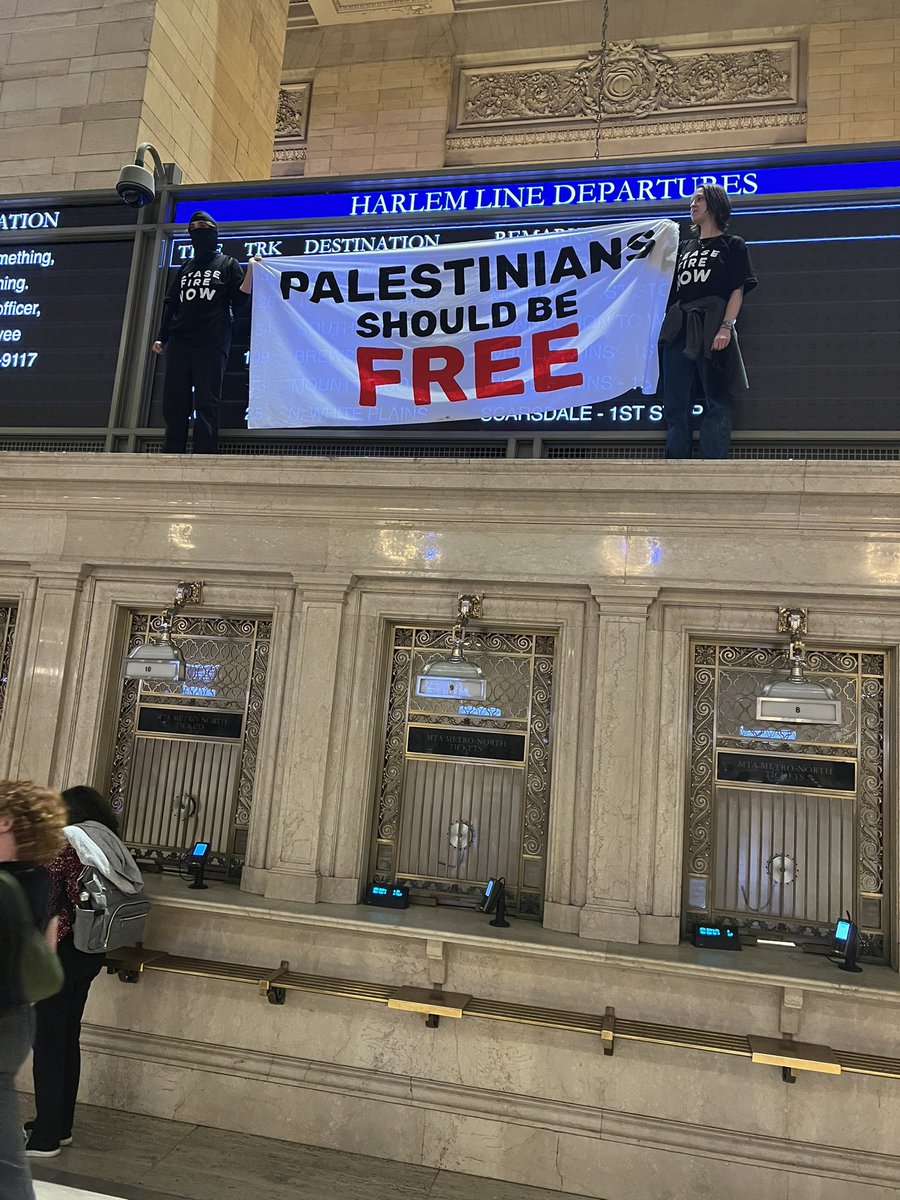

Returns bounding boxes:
[336,0,432,10]
[313,0,436,16]
[447,111,806,153]
[454,40,801,148]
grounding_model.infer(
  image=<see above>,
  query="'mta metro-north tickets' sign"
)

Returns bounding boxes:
[247,217,678,428]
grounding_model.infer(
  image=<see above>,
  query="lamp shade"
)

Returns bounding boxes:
[124,638,185,682]
[755,677,842,725]
[415,657,486,700]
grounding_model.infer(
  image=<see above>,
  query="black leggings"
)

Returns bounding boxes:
[31,936,103,1143]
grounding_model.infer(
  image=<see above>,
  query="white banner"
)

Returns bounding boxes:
[247,217,678,428]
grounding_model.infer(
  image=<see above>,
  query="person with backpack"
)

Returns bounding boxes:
[26,786,146,1159]
[0,780,67,1199]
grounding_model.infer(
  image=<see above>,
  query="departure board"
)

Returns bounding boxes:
[147,202,900,435]
[0,238,134,427]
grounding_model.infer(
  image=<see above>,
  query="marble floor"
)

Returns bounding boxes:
[35,1187,122,1200]
[26,1098,595,1200]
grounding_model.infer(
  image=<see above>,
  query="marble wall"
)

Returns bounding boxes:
[72,889,900,1200]
[4,451,900,1196]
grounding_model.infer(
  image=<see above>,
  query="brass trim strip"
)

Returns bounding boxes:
[748,1035,841,1076]
[106,947,900,1081]
[388,987,472,1018]
[614,1019,750,1056]
[836,1051,900,1078]
[280,970,395,1002]
[466,998,603,1034]
[145,957,270,985]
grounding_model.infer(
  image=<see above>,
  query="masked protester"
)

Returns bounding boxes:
[152,211,247,454]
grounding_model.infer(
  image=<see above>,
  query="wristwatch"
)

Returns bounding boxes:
[721,319,736,330]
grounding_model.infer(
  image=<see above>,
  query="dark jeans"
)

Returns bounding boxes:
[31,936,103,1144]
[162,338,228,454]
[662,335,733,459]
[0,1006,34,1199]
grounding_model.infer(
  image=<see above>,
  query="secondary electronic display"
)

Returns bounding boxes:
[0,238,134,427]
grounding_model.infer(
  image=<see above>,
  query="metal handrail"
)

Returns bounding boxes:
[104,945,900,1083]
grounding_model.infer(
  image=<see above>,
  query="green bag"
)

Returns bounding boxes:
[0,869,64,1006]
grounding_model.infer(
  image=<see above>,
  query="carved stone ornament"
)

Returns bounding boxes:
[334,0,432,12]
[447,111,805,153]
[460,40,797,129]
[276,84,311,139]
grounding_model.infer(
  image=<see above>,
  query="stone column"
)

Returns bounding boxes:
[0,0,289,192]
[579,586,659,944]
[264,579,352,903]
[9,564,88,786]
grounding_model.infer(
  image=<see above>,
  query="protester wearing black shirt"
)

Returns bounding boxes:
[152,211,247,454]
[659,184,757,459]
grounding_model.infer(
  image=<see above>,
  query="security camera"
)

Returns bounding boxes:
[115,142,175,208]
[116,162,156,208]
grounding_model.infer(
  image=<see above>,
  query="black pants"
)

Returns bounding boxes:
[0,1007,34,1198]
[31,936,103,1143]
[661,334,733,460]
[162,338,228,454]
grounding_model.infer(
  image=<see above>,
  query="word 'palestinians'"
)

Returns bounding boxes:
[279,231,657,306]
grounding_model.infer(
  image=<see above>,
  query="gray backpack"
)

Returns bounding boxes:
[72,860,150,954]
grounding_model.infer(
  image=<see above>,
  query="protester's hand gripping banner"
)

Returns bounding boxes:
[247,217,678,428]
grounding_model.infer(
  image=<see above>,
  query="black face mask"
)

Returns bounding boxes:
[189,228,217,258]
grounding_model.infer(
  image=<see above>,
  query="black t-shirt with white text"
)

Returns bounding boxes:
[158,252,247,351]
[674,234,757,304]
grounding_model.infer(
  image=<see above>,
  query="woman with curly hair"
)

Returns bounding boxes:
[26,785,134,1158]
[0,780,66,1200]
